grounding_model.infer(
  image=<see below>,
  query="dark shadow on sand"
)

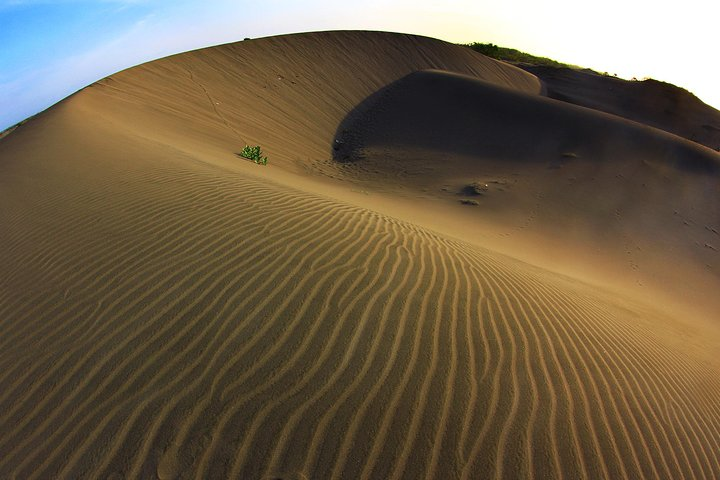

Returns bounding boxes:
[330,70,720,175]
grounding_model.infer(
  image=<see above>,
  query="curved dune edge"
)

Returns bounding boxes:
[68,31,540,171]
[1,31,720,479]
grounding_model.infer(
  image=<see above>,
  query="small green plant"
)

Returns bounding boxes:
[239,145,268,165]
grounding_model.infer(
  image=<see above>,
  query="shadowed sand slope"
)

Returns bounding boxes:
[521,65,720,151]
[332,69,720,318]
[1,31,720,479]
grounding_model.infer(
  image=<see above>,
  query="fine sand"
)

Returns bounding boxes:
[521,65,720,152]
[1,31,719,479]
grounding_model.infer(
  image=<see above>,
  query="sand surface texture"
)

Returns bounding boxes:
[522,65,720,152]
[1,31,719,479]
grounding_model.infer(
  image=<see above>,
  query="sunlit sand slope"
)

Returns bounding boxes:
[1,109,720,479]
[1,126,719,479]
[1,31,720,479]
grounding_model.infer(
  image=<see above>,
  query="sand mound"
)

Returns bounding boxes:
[522,65,720,151]
[1,30,719,479]
[334,69,718,172]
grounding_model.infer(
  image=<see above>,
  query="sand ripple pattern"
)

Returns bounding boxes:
[1,163,719,479]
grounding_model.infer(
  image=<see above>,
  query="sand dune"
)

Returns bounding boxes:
[1,31,720,479]
[74,31,539,173]
[522,65,720,152]
[330,68,720,316]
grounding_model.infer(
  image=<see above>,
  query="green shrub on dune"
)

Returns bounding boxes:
[239,145,268,165]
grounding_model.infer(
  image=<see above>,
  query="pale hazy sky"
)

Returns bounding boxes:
[1,0,718,130]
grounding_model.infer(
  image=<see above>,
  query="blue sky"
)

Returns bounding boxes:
[1,0,719,131]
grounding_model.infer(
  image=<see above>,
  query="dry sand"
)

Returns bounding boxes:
[1,30,719,479]
[522,65,720,152]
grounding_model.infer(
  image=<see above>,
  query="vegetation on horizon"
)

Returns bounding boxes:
[463,42,581,69]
